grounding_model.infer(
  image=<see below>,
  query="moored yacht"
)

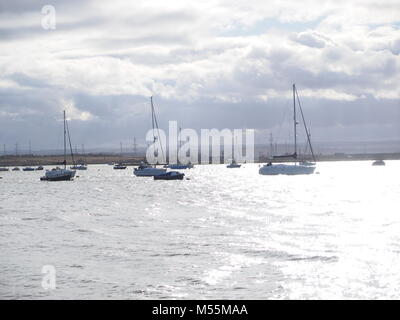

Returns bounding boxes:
[372,159,385,166]
[40,110,76,181]
[134,97,167,177]
[71,164,87,170]
[134,162,166,177]
[227,159,241,168]
[41,166,76,181]
[113,142,126,169]
[154,171,184,180]
[259,84,316,176]
[113,163,127,169]
[164,127,194,169]
[259,162,315,175]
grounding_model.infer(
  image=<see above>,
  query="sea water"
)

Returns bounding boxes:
[1,161,399,299]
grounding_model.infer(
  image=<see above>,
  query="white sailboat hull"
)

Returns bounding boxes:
[43,168,76,181]
[259,163,316,175]
[134,167,167,177]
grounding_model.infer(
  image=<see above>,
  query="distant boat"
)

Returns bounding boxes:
[71,145,88,170]
[134,97,166,177]
[23,167,35,171]
[134,162,166,177]
[40,110,76,181]
[226,134,241,168]
[259,84,316,175]
[113,142,127,170]
[227,159,241,168]
[0,167,9,172]
[113,164,127,169]
[71,164,87,170]
[154,171,185,180]
[12,167,20,171]
[372,160,385,166]
[35,166,44,171]
[165,127,194,169]
[166,163,194,169]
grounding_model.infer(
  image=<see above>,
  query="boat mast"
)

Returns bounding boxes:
[65,114,76,167]
[63,110,66,169]
[150,96,165,164]
[295,86,316,162]
[177,127,181,164]
[82,144,86,164]
[293,83,297,159]
[150,96,156,145]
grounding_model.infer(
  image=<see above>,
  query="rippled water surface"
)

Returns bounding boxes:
[1,161,400,299]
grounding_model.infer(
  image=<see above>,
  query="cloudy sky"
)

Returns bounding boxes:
[0,0,399,152]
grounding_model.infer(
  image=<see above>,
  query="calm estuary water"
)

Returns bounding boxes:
[1,161,400,299]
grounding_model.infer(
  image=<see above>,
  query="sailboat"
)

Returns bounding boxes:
[40,111,76,181]
[372,159,385,166]
[227,136,241,168]
[71,144,87,170]
[113,142,127,169]
[134,97,167,177]
[227,159,241,168]
[259,84,316,175]
[165,127,194,169]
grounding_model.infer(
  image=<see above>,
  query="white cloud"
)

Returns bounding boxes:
[61,98,94,121]
[0,0,399,147]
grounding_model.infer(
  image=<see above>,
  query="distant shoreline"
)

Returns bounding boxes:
[1,152,400,167]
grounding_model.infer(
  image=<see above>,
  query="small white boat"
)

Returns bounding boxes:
[41,167,76,181]
[134,163,166,177]
[372,160,385,166]
[259,162,315,175]
[227,159,241,168]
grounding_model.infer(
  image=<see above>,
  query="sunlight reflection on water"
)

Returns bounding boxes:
[0,161,399,299]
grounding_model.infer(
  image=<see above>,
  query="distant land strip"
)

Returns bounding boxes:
[1,152,400,167]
